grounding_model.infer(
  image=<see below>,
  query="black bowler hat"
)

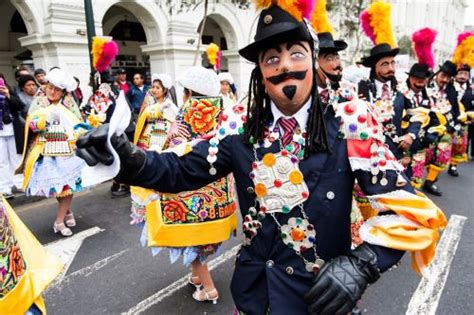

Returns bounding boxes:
[117,68,127,74]
[317,32,347,53]
[439,60,457,77]
[361,43,399,68]
[457,64,471,73]
[239,5,312,63]
[407,63,433,79]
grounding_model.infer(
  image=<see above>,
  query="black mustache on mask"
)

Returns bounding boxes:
[334,66,343,72]
[267,70,308,85]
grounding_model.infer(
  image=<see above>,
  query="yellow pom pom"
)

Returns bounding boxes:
[368,0,397,48]
[452,35,474,68]
[91,37,108,70]
[310,0,334,34]
[206,43,220,66]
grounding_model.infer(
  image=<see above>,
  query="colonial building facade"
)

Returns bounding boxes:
[0,0,469,100]
[0,0,257,100]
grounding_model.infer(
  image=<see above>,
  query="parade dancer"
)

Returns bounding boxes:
[0,196,63,314]
[358,1,417,162]
[310,0,364,247]
[77,1,446,314]
[129,66,238,304]
[218,72,238,107]
[450,32,474,172]
[398,28,437,189]
[423,60,459,196]
[130,73,178,224]
[15,68,88,237]
[454,64,474,159]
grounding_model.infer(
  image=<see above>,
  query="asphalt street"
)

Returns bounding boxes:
[11,162,474,315]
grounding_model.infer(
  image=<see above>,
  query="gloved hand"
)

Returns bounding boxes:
[76,123,146,183]
[304,243,380,315]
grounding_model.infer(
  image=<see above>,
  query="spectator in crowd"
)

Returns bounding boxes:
[0,73,25,199]
[13,65,31,96]
[17,75,38,115]
[114,68,131,95]
[126,73,149,115]
[34,68,47,86]
[72,77,83,105]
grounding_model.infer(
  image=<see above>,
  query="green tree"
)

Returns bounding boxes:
[398,35,413,56]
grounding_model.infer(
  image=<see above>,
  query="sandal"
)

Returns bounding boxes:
[188,276,202,288]
[192,288,219,305]
[53,222,73,237]
[65,212,76,227]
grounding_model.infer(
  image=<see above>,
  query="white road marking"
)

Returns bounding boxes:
[46,249,129,291]
[406,215,467,315]
[124,244,241,314]
[45,226,105,279]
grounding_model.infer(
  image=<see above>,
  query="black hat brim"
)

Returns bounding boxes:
[406,71,433,79]
[361,48,400,67]
[319,40,348,53]
[239,24,307,63]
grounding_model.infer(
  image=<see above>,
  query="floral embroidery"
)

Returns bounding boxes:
[183,99,219,134]
[0,203,27,298]
[163,200,190,223]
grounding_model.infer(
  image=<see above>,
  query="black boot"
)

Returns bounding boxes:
[448,165,459,177]
[423,180,443,196]
[110,181,120,192]
[111,184,130,198]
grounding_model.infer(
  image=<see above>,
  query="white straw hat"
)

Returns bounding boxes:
[217,72,234,85]
[176,66,220,97]
[45,68,77,92]
[151,73,173,90]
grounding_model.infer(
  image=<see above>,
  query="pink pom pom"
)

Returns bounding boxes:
[216,51,222,71]
[297,0,315,19]
[95,41,119,73]
[457,31,474,46]
[412,27,438,69]
[360,10,376,45]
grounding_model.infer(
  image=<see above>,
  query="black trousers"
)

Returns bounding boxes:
[468,124,474,158]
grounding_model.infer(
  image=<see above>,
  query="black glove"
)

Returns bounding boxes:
[305,244,380,315]
[76,123,146,183]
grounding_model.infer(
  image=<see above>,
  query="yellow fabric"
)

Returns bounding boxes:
[426,164,442,181]
[411,180,422,190]
[466,111,474,122]
[133,109,148,144]
[358,202,379,220]
[408,107,430,128]
[457,102,467,123]
[450,154,468,164]
[0,198,63,313]
[435,111,447,126]
[366,191,447,274]
[146,198,238,247]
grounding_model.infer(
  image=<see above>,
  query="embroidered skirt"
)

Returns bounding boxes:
[26,155,85,198]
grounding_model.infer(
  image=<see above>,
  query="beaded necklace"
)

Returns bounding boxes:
[243,123,325,273]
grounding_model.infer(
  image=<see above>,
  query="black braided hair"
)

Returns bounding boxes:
[243,62,329,157]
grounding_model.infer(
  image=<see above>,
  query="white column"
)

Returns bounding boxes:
[19,33,92,104]
[225,51,254,100]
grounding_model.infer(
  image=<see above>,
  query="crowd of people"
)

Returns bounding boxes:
[1,0,473,314]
